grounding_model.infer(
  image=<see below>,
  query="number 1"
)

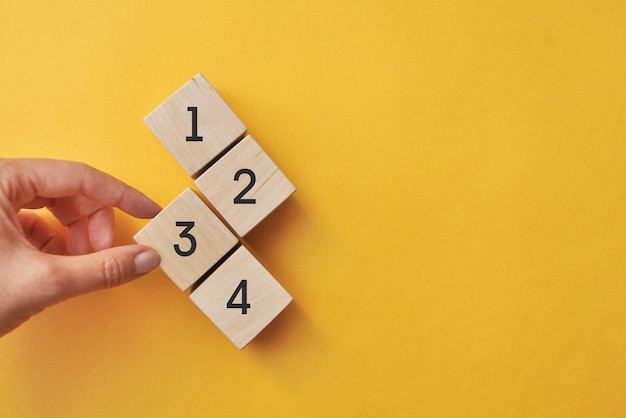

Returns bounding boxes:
[186,106,203,141]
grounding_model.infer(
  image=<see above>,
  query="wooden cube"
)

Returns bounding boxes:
[144,73,247,177]
[195,135,296,236]
[134,188,238,291]
[189,245,292,349]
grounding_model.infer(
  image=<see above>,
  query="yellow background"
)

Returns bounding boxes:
[1,1,626,416]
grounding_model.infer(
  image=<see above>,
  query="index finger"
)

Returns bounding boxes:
[0,158,161,218]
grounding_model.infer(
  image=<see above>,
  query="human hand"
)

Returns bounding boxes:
[0,158,161,336]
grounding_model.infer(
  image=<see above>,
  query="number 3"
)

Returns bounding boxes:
[174,221,196,256]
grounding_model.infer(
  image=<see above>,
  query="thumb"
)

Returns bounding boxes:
[48,245,161,301]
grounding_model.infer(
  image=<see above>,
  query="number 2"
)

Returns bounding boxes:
[233,169,256,204]
[227,280,250,314]
[174,221,196,256]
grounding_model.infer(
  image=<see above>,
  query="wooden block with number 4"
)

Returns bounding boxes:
[144,73,247,177]
[134,188,238,291]
[190,245,292,349]
[195,135,296,237]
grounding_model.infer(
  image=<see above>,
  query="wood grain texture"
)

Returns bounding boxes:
[144,73,247,177]
[134,188,238,291]
[189,245,292,349]
[195,135,296,236]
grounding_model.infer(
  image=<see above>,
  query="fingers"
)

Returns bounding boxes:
[65,207,115,254]
[16,210,106,256]
[66,218,91,255]
[46,194,104,226]
[17,211,64,255]
[45,245,160,303]
[15,202,101,256]
[0,158,161,218]
[44,195,115,250]
[87,207,115,251]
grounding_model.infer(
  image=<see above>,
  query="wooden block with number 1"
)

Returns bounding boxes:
[144,73,247,178]
[190,245,292,349]
[134,188,238,291]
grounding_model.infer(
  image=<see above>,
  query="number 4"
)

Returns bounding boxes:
[227,280,251,314]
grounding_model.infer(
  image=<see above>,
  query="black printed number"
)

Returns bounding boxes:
[233,169,256,204]
[186,106,203,142]
[227,280,250,314]
[174,221,196,256]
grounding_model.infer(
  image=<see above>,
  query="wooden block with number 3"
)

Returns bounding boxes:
[144,73,247,177]
[190,245,292,349]
[134,188,238,291]
[195,135,296,237]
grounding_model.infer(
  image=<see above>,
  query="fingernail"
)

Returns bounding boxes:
[134,249,161,275]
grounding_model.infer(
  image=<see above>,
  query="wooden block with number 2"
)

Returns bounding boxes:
[195,135,296,237]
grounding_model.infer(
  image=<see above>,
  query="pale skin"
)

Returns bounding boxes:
[0,158,162,336]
